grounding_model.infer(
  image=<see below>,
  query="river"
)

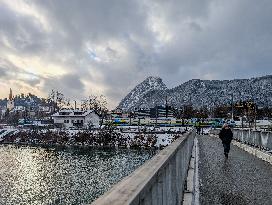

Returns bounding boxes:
[0,144,156,205]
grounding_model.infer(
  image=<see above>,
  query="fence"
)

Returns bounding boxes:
[91,131,196,205]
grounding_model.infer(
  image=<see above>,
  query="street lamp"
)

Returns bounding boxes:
[231,92,234,121]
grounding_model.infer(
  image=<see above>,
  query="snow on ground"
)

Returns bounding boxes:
[116,126,192,147]
[155,134,175,147]
[202,127,212,135]
[0,129,17,141]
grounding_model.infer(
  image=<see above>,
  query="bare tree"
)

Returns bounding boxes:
[82,94,109,128]
[47,90,67,112]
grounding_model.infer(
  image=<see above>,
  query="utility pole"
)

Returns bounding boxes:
[254,104,257,130]
[138,117,140,132]
[155,105,158,127]
[231,92,234,121]
[129,112,132,126]
[165,95,168,119]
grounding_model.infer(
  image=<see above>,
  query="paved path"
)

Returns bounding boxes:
[198,134,272,205]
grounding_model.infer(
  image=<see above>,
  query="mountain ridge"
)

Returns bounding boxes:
[118,74,272,111]
[118,76,167,111]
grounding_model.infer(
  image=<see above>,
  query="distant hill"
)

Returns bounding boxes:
[0,93,48,108]
[117,75,272,111]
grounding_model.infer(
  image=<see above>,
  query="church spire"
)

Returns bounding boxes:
[9,88,13,100]
[7,88,15,111]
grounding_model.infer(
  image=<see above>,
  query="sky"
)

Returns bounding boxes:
[0,0,272,109]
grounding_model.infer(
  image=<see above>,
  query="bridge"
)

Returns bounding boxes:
[92,129,272,205]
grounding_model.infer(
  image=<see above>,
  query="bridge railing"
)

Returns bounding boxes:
[91,131,195,205]
[210,128,272,151]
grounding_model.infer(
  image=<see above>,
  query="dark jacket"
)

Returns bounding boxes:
[219,128,233,144]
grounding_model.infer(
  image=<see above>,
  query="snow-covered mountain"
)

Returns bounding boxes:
[117,75,272,111]
[118,76,167,111]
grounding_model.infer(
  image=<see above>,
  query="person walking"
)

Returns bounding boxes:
[195,119,201,135]
[219,123,233,158]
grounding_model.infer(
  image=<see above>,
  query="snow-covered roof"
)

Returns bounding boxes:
[51,109,96,117]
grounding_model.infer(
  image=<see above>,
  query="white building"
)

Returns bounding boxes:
[38,105,53,113]
[0,106,7,119]
[51,109,100,128]
[13,106,26,112]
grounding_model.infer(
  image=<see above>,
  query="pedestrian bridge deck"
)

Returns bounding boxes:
[198,134,272,205]
[92,131,272,205]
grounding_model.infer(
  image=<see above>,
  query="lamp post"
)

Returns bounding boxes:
[155,105,158,127]
[254,104,257,130]
[231,92,234,121]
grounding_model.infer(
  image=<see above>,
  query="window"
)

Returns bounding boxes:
[74,112,83,115]
[60,112,70,115]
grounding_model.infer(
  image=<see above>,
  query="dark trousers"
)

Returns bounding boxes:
[197,127,201,134]
[222,143,230,154]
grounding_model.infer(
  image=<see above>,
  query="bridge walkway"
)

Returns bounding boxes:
[198,134,272,205]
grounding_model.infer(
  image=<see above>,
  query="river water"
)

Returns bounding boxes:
[0,144,156,205]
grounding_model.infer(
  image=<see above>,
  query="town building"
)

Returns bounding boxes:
[51,108,100,128]
[38,105,53,114]
[13,106,26,112]
[110,108,123,118]
[0,106,7,119]
[149,105,174,118]
[134,108,151,118]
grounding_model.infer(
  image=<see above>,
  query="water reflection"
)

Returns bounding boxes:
[0,145,155,205]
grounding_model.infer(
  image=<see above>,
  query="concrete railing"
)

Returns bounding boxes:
[233,129,272,151]
[210,129,272,151]
[91,131,196,205]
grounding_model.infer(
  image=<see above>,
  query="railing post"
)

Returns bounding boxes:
[169,157,177,205]
[175,148,182,204]
[157,171,163,205]
[233,129,272,151]
[163,166,169,205]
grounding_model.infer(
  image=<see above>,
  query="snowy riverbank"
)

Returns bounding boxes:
[0,126,194,149]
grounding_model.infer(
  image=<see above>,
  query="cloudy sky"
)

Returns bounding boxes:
[0,0,272,108]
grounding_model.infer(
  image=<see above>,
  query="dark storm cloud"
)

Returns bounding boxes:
[0,3,48,55]
[0,0,272,108]
[0,59,19,79]
[0,67,8,77]
[151,0,272,87]
[31,0,152,63]
[42,73,85,100]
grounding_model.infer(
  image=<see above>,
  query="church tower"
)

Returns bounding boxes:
[7,88,15,111]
